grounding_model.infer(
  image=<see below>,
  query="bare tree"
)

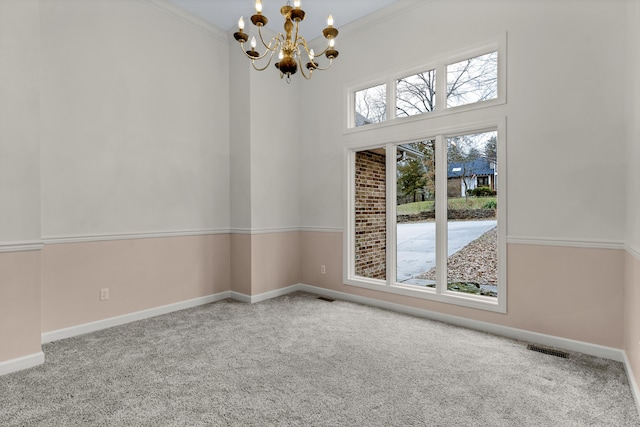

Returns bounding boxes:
[355,84,386,125]
[396,70,436,117]
[447,52,497,108]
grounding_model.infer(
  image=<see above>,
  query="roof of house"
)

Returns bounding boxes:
[448,158,495,178]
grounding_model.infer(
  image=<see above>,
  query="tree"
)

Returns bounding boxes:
[483,135,497,163]
[447,52,498,107]
[397,158,426,203]
[355,84,386,125]
[396,70,436,117]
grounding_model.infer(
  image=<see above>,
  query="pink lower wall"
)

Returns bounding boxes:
[41,234,230,333]
[230,234,252,295]
[0,250,41,362]
[250,232,301,295]
[231,232,301,296]
[625,251,640,388]
[301,231,625,349]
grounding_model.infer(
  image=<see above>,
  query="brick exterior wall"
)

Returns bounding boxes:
[355,150,386,280]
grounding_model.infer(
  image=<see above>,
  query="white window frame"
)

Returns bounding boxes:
[344,34,506,133]
[343,35,507,313]
[344,120,506,313]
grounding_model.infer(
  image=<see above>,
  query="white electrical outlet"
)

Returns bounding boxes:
[100,288,109,301]
[321,265,326,274]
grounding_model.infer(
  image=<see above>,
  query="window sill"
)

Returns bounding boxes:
[344,277,506,313]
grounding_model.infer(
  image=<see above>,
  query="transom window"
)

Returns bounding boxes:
[348,41,504,130]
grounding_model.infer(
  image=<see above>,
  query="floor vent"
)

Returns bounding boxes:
[317,296,335,302]
[527,344,569,359]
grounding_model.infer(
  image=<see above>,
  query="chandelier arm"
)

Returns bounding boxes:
[250,50,278,71]
[257,26,281,52]
[310,58,334,71]
[312,45,332,57]
[238,43,276,62]
[295,45,313,80]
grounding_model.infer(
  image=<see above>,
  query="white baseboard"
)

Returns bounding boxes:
[230,284,303,304]
[41,292,231,344]
[0,351,45,376]
[624,352,640,417]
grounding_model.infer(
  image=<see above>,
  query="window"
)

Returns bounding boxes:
[355,84,387,127]
[446,52,498,108]
[396,69,436,117]
[348,38,504,130]
[345,38,506,312]
[347,128,504,312]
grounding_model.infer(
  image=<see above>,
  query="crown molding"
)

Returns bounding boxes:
[137,0,228,42]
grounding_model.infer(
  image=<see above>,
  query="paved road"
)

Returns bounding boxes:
[396,220,497,282]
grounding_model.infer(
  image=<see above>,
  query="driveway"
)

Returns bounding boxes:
[396,220,497,282]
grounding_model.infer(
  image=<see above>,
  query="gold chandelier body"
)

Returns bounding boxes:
[233,0,339,81]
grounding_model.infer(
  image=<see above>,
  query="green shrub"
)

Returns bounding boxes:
[482,200,497,209]
[467,186,496,197]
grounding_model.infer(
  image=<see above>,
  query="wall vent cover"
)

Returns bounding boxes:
[527,344,569,359]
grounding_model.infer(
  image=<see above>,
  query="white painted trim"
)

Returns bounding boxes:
[508,236,624,250]
[299,226,343,233]
[626,244,640,262]
[136,0,228,41]
[230,284,303,304]
[623,351,640,418]
[40,227,342,244]
[293,284,624,361]
[229,227,302,235]
[42,229,229,245]
[229,291,252,303]
[0,352,45,376]
[41,292,231,344]
[0,242,43,253]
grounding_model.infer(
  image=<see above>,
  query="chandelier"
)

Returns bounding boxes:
[233,0,339,82]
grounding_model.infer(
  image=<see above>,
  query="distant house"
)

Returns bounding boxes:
[447,158,497,198]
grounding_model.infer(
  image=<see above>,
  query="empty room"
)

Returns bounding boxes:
[1,0,640,425]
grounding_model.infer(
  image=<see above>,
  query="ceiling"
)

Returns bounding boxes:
[166,0,399,38]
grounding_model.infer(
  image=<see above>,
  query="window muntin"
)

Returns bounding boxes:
[396,70,436,118]
[446,52,498,108]
[355,84,387,127]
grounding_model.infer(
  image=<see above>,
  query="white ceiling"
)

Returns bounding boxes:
[166,0,399,38]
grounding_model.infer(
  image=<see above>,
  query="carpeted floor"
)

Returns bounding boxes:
[1,292,638,426]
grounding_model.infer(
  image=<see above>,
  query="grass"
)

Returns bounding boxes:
[397,197,496,215]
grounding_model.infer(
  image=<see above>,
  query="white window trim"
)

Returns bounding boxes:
[343,118,507,313]
[344,33,507,134]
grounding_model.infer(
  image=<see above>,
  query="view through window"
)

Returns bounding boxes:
[347,42,504,310]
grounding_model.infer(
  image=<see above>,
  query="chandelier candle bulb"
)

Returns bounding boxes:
[327,15,333,27]
[238,16,244,31]
[255,0,262,13]
[294,0,300,8]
